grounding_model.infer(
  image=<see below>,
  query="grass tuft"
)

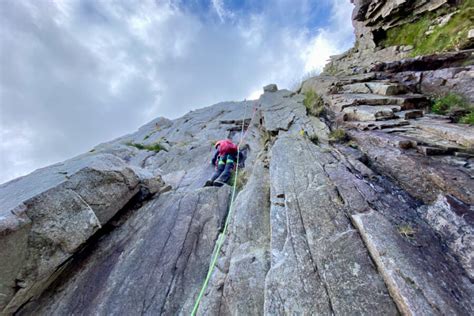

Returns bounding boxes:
[126,141,168,152]
[328,128,347,143]
[432,93,469,114]
[382,0,474,56]
[347,140,358,148]
[459,111,474,125]
[303,90,324,117]
[229,170,248,192]
[398,224,416,239]
[431,93,473,124]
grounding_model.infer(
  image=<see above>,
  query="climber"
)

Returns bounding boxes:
[204,139,248,187]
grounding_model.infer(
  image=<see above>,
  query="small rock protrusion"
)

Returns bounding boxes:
[263,84,278,93]
[468,29,474,40]
[398,140,416,150]
[418,146,449,156]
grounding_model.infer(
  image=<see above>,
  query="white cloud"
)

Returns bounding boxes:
[247,89,263,100]
[303,0,354,73]
[211,0,234,22]
[0,0,354,184]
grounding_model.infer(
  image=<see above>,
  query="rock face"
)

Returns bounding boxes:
[0,154,163,314]
[325,0,473,77]
[1,1,474,315]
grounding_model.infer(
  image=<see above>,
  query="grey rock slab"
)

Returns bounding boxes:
[411,119,474,148]
[351,130,474,205]
[198,153,271,315]
[266,134,397,315]
[343,105,400,121]
[0,153,130,216]
[0,153,152,313]
[396,109,424,120]
[162,165,215,192]
[0,213,30,310]
[397,127,470,154]
[418,66,474,103]
[300,75,340,95]
[325,149,474,313]
[262,92,329,140]
[260,90,300,133]
[419,195,474,279]
[306,116,331,141]
[344,118,410,130]
[328,93,428,112]
[17,186,231,316]
[352,210,474,315]
[60,165,140,224]
[3,188,102,315]
[342,82,406,95]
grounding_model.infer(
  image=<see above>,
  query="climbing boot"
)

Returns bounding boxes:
[213,180,227,187]
[204,180,214,187]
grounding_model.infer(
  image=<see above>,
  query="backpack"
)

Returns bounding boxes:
[217,139,237,156]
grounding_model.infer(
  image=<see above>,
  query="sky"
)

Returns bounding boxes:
[0,0,354,184]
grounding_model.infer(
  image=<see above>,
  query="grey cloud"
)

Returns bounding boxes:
[0,0,353,183]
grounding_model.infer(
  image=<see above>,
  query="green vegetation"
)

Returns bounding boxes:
[432,93,469,114]
[459,111,474,125]
[229,170,248,192]
[382,0,474,56]
[347,140,358,149]
[303,90,324,116]
[261,131,273,146]
[126,141,167,152]
[328,128,347,143]
[431,93,473,125]
[398,224,416,239]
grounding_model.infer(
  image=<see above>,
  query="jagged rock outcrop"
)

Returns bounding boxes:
[0,154,165,314]
[326,0,473,77]
[1,1,473,315]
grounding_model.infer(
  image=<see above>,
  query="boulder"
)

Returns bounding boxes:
[263,84,278,93]
[0,154,161,314]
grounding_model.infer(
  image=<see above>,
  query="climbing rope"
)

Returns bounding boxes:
[190,102,258,315]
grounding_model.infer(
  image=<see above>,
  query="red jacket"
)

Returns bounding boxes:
[216,139,237,156]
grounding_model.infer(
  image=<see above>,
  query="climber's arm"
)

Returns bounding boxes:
[211,150,219,165]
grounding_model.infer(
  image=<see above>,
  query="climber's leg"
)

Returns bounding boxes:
[205,157,226,186]
[214,155,235,186]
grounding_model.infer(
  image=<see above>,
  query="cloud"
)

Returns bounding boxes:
[0,0,354,183]
[303,0,355,73]
[211,0,234,22]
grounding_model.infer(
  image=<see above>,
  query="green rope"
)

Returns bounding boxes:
[190,106,249,316]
